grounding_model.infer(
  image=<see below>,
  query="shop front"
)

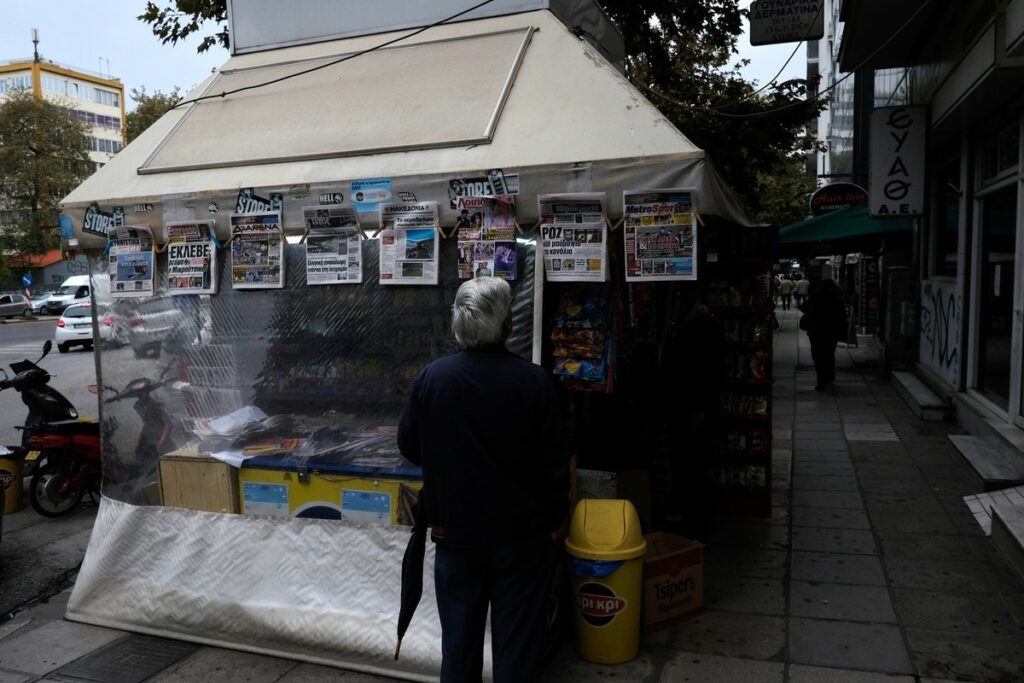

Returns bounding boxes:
[57,2,764,679]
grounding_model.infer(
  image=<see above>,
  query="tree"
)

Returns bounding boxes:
[126,87,183,144]
[0,90,92,262]
[140,0,823,224]
[139,0,228,53]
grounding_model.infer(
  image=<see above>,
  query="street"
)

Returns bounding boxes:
[0,316,99,621]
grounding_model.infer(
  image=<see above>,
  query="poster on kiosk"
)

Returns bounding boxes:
[538,192,608,282]
[166,221,218,295]
[622,188,698,282]
[230,212,285,290]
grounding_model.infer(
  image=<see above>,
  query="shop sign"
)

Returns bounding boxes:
[749,0,824,46]
[447,170,519,209]
[319,192,344,205]
[869,106,926,217]
[235,187,284,214]
[575,582,626,627]
[809,183,868,215]
[82,203,125,236]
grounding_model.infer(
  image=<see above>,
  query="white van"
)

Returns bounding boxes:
[45,274,110,315]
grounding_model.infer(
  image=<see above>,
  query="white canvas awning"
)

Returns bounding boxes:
[63,9,751,249]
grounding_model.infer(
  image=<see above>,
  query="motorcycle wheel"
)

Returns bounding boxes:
[28,459,85,518]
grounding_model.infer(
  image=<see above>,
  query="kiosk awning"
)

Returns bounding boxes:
[780,205,913,244]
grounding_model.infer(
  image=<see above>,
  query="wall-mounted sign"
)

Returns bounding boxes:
[869,106,926,217]
[235,188,283,214]
[749,0,824,46]
[82,203,125,236]
[809,183,868,215]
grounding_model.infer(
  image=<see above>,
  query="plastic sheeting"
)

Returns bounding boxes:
[67,497,457,682]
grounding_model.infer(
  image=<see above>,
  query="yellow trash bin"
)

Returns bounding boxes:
[565,498,647,664]
[0,449,23,514]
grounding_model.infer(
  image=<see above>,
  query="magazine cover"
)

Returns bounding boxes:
[537,192,607,282]
[379,202,439,286]
[108,225,155,298]
[623,189,697,282]
[230,212,284,290]
[167,221,218,295]
[302,205,363,285]
[455,195,517,281]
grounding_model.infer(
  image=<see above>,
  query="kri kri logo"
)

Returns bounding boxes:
[575,582,627,627]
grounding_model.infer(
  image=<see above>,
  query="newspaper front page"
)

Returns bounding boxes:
[378,202,439,286]
[623,189,697,282]
[108,225,155,298]
[230,212,285,290]
[537,193,607,282]
[455,196,517,280]
[167,221,217,295]
[302,205,363,285]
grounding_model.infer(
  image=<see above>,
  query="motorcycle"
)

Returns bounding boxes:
[0,340,101,517]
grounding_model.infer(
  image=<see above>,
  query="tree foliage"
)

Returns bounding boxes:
[0,90,92,261]
[126,87,183,144]
[138,0,823,224]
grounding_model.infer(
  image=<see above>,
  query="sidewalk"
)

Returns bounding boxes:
[2,308,1023,682]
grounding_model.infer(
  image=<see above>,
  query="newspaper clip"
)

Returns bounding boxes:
[152,241,168,254]
[299,227,310,244]
[608,216,625,233]
[694,211,705,228]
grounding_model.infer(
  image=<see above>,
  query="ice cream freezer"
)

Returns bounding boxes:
[238,451,422,525]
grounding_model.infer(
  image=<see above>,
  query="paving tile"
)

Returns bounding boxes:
[863,491,941,512]
[883,558,995,593]
[704,575,785,616]
[793,439,851,451]
[792,506,871,530]
[272,663,389,681]
[702,548,788,580]
[845,433,900,442]
[789,618,913,673]
[667,611,786,660]
[0,671,31,683]
[791,527,878,555]
[706,522,788,550]
[790,581,897,623]
[792,475,859,492]
[876,532,982,561]
[148,648,298,682]
[790,551,886,586]
[788,665,914,683]
[655,653,783,682]
[794,449,853,463]
[891,589,1019,635]
[842,423,894,433]
[855,463,922,480]
[793,461,855,477]
[792,490,864,510]
[0,622,126,676]
[904,628,1024,682]
[867,510,957,535]
[857,477,935,494]
[540,646,658,680]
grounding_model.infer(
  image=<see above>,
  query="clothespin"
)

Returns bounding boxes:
[608,216,624,233]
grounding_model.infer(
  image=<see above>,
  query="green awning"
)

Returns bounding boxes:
[779,204,913,244]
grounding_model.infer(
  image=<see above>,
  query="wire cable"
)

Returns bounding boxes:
[172,0,498,110]
[645,0,934,120]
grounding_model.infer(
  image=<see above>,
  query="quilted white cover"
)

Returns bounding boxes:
[66,497,491,681]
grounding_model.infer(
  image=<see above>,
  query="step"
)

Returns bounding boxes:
[891,371,947,421]
[949,435,1024,491]
[991,504,1024,582]
[963,485,1024,534]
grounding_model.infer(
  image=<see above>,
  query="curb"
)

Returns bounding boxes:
[1,316,55,325]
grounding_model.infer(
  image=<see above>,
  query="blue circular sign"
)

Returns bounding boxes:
[21,273,32,288]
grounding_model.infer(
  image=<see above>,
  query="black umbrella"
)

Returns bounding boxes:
[395,497,427,660]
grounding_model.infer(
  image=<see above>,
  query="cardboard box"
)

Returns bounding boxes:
[159,446,240,514]
[642,532,703,633]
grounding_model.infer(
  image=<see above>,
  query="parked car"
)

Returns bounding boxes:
[0,292,32,319]
[54,303,113,353]
[45,274,110,315]
[29,292,53,315]
[128,298,188,358]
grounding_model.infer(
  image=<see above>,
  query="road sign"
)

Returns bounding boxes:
[21,273,32,288]
[749,0,824,46]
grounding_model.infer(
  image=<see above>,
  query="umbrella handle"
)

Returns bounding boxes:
[394,638,402,660]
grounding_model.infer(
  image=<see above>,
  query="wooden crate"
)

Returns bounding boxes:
[159,446,240,514]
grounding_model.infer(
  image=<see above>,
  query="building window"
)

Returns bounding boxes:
[88,137,123,154]
[93,89,119,107]
[980,122,1020,183]
[0,75,32,93]
[932,159,960,277]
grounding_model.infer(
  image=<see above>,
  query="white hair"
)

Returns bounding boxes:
[451,277,512,350]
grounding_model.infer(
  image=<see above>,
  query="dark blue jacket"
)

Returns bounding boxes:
[398,348,569,547]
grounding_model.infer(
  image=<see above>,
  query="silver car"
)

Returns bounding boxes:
[0,292,31,319]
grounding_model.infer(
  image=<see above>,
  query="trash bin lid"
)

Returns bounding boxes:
[565,499,646,561]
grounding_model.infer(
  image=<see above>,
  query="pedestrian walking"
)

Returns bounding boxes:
[778,276,794,310]
[794,276,811,309]
[799,278,848,390]
[398,277,570,682]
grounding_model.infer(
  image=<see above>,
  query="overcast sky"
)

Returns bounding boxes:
[0,1,804,111]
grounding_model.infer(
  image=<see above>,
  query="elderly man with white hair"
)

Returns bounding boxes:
[398,276,569,683]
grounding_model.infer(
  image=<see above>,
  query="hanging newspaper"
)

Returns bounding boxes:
[230,212,284,290]
[623,189,697,282]
[302,205,363,285]
[537,192,607,282]
[455,195,517,280]
[107,225,155,298]
[379,202,439,285]
[166,221,218,295]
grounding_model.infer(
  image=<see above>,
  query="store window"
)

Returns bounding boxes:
[981,122,1020,182]
[975,183,1018,409]
[932,159,961,277]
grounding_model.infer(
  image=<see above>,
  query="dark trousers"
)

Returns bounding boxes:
[781,294,792,310]
[810,336,838,387]
[434,534,555,682]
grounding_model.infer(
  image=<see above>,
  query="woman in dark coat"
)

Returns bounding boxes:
[799,279,848,390]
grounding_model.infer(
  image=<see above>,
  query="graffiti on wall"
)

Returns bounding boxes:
[919,279,960,387]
